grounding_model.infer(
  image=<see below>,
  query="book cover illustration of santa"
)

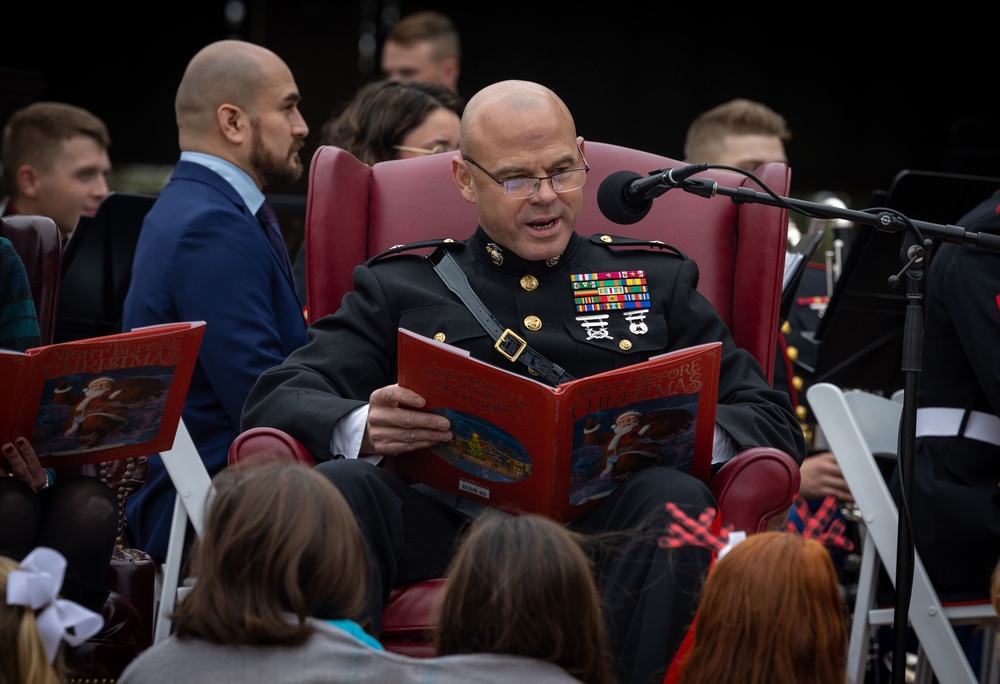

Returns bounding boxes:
[572,398,697,504]
[31,369,173,455]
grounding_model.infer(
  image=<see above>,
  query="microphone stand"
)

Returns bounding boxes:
[678,175,1000,684]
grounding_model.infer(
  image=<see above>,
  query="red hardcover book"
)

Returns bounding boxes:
[395,328,721,522]
[0,321,205,467]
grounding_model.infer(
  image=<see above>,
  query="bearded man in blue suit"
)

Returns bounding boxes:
[122,39,309,562]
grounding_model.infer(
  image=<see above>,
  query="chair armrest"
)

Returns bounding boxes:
[228,427,318,470]
[382,577,448,656]
[709,447,801,534]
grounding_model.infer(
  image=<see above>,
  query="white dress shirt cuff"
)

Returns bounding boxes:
[331,405,383,465]
[712,423,738,465]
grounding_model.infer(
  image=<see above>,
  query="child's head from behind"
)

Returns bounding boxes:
[678,531,847,684]
[436,512,612,684]
[175,461,368,645]
[0,555,64,684]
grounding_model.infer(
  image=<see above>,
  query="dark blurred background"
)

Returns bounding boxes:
[4,2,1000,216]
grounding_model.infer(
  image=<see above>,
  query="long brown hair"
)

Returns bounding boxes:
[677,531,847,684]
[435,512,613,684]
[172,461,368,645]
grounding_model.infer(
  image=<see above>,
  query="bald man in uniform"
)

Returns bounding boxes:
[243,80,803,684]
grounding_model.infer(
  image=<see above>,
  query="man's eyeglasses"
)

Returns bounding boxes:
[393,144,451,156]
[462,146,590,199]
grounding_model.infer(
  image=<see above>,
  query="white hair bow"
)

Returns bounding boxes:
[6,547,105,663]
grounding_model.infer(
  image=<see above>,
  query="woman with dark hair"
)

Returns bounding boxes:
[319,79,463,165]
[292,79,464,303]
[436,512,614,684]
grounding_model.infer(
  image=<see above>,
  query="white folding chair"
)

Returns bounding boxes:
[808,382,999,684]
[151,417,214,643]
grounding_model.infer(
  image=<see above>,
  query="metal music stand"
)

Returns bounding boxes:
[805,169,1000,397]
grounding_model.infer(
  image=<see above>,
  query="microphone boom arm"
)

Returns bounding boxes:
[684,177,1000,251]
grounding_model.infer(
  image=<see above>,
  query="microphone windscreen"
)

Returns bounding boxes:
[597,170,652,225]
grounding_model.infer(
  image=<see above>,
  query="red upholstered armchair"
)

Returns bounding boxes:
[1,214,62,344]
[230,142,802,656]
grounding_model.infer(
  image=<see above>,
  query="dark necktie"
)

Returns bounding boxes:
[256,199,294,278]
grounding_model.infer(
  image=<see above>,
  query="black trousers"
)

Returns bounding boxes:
[316,459,714,684]
[0,474,117,613]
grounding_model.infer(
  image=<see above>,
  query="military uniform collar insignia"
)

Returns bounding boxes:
[470,227,576,274]
[486,242,503,265]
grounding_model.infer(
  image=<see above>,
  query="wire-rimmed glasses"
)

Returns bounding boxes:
[462,146,590,199]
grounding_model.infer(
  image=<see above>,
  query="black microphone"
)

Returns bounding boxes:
[597,164,709,225]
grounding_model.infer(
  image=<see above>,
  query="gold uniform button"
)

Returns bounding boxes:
[791,376,804,391]
[801,423,815,445]
[600,235,613,243]
[520,275,539,291]
[433,332,446,342]
[786,345,799,362]
[524,315,542,331]
[619,340,633,351]
[795,405,808,421]
[781,320,792,335]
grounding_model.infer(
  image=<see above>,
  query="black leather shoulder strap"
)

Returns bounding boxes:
[427,247,574,388]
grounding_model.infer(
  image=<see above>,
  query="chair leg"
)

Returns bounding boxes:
[908,563,981,684]
[916,624,1000,684]
[848,530,879,684]
[979,625,1000,684]
[979,625,999,684]
[153,492,188,643]
[914,649,934,684]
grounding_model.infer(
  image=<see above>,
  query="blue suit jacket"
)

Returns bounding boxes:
[122,160,308,560]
